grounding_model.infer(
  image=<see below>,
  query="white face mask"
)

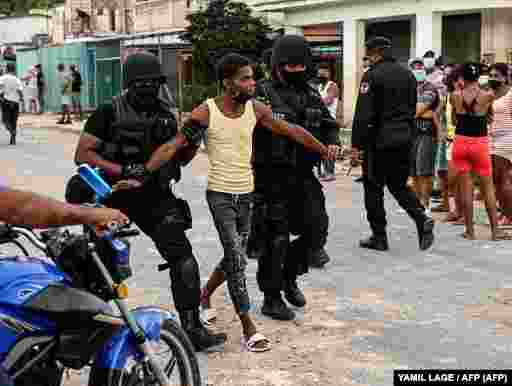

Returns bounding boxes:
[423,58,435,69]
[478,75,489,86]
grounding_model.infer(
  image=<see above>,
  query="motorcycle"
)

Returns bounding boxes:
[0,165,201,386]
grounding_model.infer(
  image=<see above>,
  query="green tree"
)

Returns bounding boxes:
[0,0,64,16]
[183,0,273,84]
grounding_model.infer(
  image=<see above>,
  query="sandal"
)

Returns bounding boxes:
[242,333,271,353]
[492,229,512,241]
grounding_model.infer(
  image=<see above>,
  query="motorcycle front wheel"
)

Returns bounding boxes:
[89,319,201,386]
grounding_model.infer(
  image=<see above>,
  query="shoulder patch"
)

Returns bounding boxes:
[360,82,370,94]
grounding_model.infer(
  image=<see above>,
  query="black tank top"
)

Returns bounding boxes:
[455,90,488,137]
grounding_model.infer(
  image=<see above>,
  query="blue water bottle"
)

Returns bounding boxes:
[77,164,112,201]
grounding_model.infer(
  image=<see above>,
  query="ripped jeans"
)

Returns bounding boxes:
[206,190,252,314]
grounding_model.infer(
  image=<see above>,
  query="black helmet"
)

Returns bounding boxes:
[271,35,312,68]
[122,52,166,88]
[365,36,392,50]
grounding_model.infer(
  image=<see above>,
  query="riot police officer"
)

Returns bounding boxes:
[73,52,227,351]
[252,35,340,320]
[351,37,435,251]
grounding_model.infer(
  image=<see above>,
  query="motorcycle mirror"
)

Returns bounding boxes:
[77,164,112,201]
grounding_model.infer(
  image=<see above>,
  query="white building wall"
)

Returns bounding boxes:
[248,0,512,127]
[0,16,49,45]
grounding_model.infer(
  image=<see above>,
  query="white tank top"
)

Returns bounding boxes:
[205,98,258,194]
[318,81,338,120]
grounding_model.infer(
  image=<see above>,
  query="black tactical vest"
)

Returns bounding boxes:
[253,80,326,169]
[109,94,181,190]
[253,80,298,169]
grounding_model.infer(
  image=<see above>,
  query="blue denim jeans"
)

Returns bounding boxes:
[206,190,252,313]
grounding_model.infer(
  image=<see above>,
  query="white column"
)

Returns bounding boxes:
[415,12,442,59]
[343,18,366,130]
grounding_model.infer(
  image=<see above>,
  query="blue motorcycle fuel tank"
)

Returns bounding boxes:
[0,256,66,357]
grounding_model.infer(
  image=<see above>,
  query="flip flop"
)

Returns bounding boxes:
[242,333,272,353]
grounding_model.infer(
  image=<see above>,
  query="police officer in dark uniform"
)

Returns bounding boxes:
[252,35,340,320]
[73,52,227,351]
[351,37,435,251]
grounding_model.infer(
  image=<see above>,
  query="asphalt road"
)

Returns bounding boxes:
[3,126,512,385]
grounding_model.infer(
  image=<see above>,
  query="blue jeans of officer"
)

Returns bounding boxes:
[206,190,252,314]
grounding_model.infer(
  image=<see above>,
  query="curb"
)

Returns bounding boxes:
[21,124,83,136]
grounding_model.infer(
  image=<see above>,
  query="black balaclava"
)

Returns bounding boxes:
[127,79,161,110]
[271,35,312,88]
[122,52,166,111]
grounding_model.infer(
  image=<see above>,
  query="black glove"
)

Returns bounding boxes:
[121,163,152,184]
[182,120,207,146]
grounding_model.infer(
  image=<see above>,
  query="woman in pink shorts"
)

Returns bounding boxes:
[450,62,510,240]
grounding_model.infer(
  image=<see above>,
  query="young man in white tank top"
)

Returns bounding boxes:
[317,66,339,181]
[133,53,336,352]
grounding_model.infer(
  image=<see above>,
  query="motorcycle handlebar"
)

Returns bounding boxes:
[113,229,140,238]
[9,226,47,252]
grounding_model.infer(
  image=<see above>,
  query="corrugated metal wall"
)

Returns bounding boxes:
[16,43,95,112]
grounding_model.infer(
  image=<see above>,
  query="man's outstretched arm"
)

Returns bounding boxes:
[254,100,331,159]
[0,188,128,228]
[145,103,209,172]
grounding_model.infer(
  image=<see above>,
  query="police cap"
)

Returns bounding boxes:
[123,52,166,88]
[365,36,392,50]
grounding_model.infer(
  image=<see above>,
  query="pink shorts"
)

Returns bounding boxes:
[451,135,492,177]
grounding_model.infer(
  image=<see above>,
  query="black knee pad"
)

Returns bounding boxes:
[171,254,200,289]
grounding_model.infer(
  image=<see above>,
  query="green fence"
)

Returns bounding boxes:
[95,40,121,106]
[16,42,95,113]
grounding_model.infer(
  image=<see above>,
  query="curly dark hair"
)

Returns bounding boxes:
[216,53,251,83]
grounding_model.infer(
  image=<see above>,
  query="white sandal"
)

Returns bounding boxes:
[242,333,272,353]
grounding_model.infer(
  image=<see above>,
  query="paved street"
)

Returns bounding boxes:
[3,124,512,386]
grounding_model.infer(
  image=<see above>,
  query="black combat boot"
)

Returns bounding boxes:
[308,247,331,268]
[261,294,295,321]
[359,235,389,251]
[283,278,306,307]
[179,309,227,352]
[417,217,434,251]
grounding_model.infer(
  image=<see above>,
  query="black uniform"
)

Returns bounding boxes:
[251,35,339,320]
[352,54,434,250]
[72,52,226,351]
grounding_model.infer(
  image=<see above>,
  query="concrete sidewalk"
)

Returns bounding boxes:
[17,113,84,135]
